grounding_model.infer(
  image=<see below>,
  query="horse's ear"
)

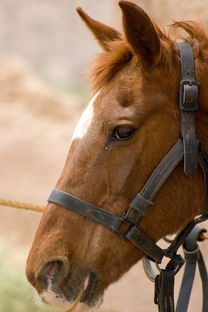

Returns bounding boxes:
[119,1,161,67]
[76,7,122,51]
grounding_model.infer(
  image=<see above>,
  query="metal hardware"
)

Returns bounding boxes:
[180,80,199,111]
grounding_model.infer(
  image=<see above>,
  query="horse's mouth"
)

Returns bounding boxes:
[80,272,100,306]
[40,272,102,311]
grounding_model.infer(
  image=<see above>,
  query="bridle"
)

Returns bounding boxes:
[48,42,208,312]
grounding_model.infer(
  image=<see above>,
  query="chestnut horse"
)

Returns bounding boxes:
[26,1,208,311]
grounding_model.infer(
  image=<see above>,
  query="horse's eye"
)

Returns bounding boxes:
[111,126,136,141]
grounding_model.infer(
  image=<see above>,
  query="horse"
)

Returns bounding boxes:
[26,1,208,311]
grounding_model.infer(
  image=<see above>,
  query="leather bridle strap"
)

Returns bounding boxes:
[48,188,124,232]
[124,139,183,226]
[177,42,199,176]
[48,141,208,265]
[48,43,208,265]
[48,139,184,264]
[176,226,208,312]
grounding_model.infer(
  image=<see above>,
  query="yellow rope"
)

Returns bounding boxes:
[0,198,44,212]
[66,286,84,312]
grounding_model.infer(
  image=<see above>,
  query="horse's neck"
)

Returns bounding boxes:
[197,110,208,150]
[196,64,208,150]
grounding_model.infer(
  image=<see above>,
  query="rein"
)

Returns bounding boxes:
[48,42,208,312]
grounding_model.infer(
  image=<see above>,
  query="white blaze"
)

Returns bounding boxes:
[72,92,100,141]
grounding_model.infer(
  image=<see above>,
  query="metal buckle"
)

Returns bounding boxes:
[123,206,141,225]
[143,254,185,282]
[113,216,133,239]
[180,80,199,112]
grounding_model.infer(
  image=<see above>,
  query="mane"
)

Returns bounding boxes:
[90,40,133,92]
[90,21,208,92]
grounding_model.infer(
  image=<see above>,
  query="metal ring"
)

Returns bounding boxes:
[156,256,184,275]
[163,236,174,243]
[142,258,159,282]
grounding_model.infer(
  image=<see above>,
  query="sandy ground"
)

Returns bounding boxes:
[1,55,208,312]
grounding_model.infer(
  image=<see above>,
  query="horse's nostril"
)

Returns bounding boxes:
[37,258,69,289]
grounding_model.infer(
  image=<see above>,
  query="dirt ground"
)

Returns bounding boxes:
[1,55,208,312]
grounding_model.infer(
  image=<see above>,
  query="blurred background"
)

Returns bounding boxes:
[1,0,208,311]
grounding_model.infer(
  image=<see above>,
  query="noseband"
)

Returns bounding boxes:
[48,42,208,312]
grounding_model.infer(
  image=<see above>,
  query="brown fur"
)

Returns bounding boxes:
[26,2,208,310]
[90,20,208,92]
[76,7,122,51]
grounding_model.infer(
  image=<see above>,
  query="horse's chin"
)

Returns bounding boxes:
[40,290,102,312]
[39,274,103,312]
[40,289,90,311]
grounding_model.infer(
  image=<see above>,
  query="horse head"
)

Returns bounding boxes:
[26,1,208,311]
